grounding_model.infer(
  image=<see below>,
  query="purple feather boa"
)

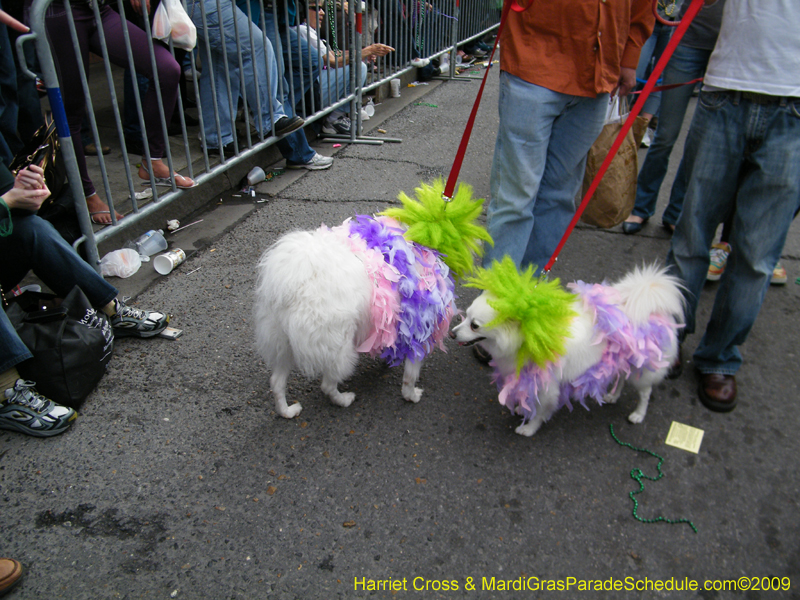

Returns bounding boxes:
[495,281,678,423]
[347,215,455,366]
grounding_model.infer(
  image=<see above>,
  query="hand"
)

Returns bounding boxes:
[0,8,29,33]
[2,186,51,212]
[365,43,394,58]
[15,165,46,191]
[615,67,637,97]
[129,0,151,15]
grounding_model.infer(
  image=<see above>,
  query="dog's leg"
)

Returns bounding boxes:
[604,381,623,405]
[321,374,356,408]
[401,359,423,403]
[628,386,652,424]
[515,388,560,437]
[271,367,302,419]
[515,417,544,437]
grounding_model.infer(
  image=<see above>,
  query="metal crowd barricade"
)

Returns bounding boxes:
[21,0,499,272]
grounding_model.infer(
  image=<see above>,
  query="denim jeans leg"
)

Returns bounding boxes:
[524,93,607,270]
[261,11,314,165]
[632,45,712,222]
[0,307,32,374]
[692,99,800,374]
[484,73,607,271]
[0,213,118,308]
[484,72,552,269]
[667,92,742,340]
[191,0,240,149]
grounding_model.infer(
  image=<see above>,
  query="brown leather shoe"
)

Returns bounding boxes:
[0,558,23,596]
[698,373,737,412]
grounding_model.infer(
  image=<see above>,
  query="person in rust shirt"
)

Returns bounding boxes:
[482,0,654,272]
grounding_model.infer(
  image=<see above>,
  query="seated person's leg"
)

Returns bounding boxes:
[0,308,76,437]
[0,213,169,338]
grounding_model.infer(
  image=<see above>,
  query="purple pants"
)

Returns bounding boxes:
[45,1,180,197]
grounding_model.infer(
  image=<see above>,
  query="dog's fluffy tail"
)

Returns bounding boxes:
[612,264,685,325]
[253,230,371,378]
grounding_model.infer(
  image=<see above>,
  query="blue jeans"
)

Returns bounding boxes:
[632,44,713,225]
[0,212,118,372]
[260,10,314,165]
[320,62,367,111]
[635,21,672,117]
[484,72,608,271]
[666,91,800,375]
[190,0,287,149]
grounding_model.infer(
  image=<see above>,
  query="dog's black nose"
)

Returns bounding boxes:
[448,330,456,339]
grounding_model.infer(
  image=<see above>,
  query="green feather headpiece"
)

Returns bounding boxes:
[379,179,493,281]
[465,256,579,372]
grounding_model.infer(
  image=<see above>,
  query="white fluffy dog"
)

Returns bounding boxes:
[451,260,684,437]
[253,215,457,418]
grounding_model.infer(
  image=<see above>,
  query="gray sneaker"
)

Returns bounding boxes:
[0,380,77,437]
[286,152,333,171]
[110,298,169,338]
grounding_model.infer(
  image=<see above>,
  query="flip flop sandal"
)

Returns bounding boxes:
[90,210,112,225]
[139,167,196,189]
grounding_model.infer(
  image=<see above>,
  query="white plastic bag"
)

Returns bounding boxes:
[100,249,142,278]
[152,0,197,51]
[152,2,172,42]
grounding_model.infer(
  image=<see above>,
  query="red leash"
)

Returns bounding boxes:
[542,0,706,273]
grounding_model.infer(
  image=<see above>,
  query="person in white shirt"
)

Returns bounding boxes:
[666,0,800,413]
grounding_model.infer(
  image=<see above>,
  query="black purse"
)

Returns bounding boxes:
[5,286,115,408]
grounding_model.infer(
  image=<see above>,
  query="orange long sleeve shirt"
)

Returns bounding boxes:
[500,0,655,98]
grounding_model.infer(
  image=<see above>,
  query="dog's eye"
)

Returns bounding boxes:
[470,322,480,332]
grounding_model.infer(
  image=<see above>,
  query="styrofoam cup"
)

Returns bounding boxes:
[247,166,266,185]
[154,248,187,275]
[390,79,401,97]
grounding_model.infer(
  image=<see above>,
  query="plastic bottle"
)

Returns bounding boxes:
[131,229,168,257]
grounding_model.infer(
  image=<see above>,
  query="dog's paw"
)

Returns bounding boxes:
[278,403,303,419]
[627,409,646,424]
[331,391,356,408]
[515,421,541,437]
[402,386,423,403]
[603,392,619,405]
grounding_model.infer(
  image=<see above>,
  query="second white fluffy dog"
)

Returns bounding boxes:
[451,259,685,437]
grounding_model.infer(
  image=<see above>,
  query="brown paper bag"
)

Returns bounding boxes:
[580,111,641,229]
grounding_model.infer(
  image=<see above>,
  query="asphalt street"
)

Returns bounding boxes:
[3,64,800,599]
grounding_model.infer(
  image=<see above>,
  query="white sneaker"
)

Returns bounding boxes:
[286,152,333,170]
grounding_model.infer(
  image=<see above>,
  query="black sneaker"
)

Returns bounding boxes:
[0,380,77,437]
[110,298,169,338]
[273,115,305,136]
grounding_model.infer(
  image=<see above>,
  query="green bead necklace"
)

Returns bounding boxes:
[610,424,697,533]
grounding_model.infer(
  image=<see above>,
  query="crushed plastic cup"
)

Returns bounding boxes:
[153,248,187,275]
[131,229,167,257]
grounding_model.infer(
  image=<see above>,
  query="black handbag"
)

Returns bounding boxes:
[5,286,115,408]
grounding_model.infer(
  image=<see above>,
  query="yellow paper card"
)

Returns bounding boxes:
[665,421,704,454]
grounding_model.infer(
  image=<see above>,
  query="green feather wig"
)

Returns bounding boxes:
[465,256,579,372]
[379,179,493,281]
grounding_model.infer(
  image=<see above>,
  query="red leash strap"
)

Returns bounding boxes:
[542,0,705,273]
[443,0,527,199]
[631,77,703,95]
